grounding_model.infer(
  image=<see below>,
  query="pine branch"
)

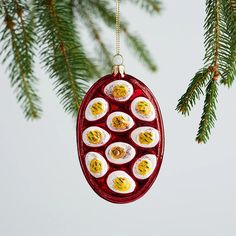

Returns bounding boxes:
[35,0,89,116]
[177,0,236,143]
[123,28,157,71]
[204,0,236,83]
[83,55,102,79]
[79,7,113,70]
[220,0,236,87]
[0,0,41,119]
[127,0,161,14]
[86,0,114,27]
[0,2,3,15]
[176,68,210,116]
[71,1,102,79]
[83,0,157,71]
[196,80,218,143]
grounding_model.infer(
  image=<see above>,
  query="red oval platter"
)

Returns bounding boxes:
[76,72,165,204]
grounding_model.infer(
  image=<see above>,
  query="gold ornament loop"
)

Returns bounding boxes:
[113,53,124,66]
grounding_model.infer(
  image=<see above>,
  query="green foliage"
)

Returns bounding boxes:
[0,0,161,119]
[75,0,158,72]
[35,0,88,116]
[124,30,157,71]
[76,3,113,71]
[127,0,161,14]
[177,0,236,143]
[220,0,236,86]
[196,80,218,143]
[1,0,235,145]
[176,68,210,116]
[0,0,41,119]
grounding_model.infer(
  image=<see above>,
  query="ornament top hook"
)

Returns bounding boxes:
[112,53,125,77]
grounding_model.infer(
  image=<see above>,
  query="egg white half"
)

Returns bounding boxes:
[85,152,109,178]
[104,80,134,101]
[85,97,109,121]
[132,154,157,180]
[82,126,110,147]
[106,111,134,132]
[131,96,155,121]
[131,126,160,148]
[105,142,136,164]
[107,170,136,194]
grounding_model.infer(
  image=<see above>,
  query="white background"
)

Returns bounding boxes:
[0,1,235,235]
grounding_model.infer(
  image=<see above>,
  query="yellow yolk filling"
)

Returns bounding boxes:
[90,102,104,116]
[136,101,151,116]
[113,177,130,192]
[139,131,154,145]
[137,160,152,176]
[89,158,103,174]
[110,146,126,159]
[86,130,102,144]
[112,85,128,99]
[112,115,130,130]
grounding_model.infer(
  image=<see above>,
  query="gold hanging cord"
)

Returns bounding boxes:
[113,0,125,75]
[113,0,124,66]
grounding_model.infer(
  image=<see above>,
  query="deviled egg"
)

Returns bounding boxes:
[105,142,136,164]
[82,126,110,147]
[107,170,136,194]
[85,152,108,178]
[104,80,133,101]
[131,97,155,121]
[106,111,134,132]
[132,154,157,179]
[131,126,159,148]
[85,97,108,121]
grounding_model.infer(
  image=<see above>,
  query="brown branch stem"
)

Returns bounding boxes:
[47,0,80,109]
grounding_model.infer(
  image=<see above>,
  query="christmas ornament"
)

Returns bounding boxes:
[76,0,165,203]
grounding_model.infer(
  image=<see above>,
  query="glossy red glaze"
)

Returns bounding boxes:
[76,72,165,203]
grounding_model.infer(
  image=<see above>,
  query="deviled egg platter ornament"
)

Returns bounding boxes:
[76,0,165,204]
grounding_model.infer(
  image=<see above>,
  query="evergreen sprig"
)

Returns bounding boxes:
[177,0,236,143]
[0,0,160,119]
[220,0,236,86]
[176,68,211,116]
[124,29,157,71]
[0,0,41,119]
[127,0,161,14]
[35,0,88,116]
[77,5,113,71]
[196,80,218,143]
